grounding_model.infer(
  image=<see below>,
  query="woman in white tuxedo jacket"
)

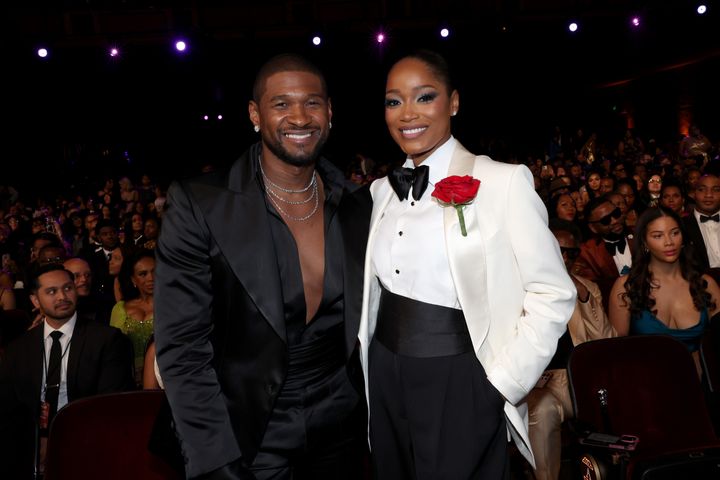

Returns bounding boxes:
[359,50,576,479]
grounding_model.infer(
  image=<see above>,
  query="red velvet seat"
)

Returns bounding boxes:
[568,335,720,478]
[43,390,183,480]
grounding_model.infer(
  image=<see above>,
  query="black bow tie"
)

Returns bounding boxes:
[700,214,720,223]
[605,237,627,256]
[389,165,429,201]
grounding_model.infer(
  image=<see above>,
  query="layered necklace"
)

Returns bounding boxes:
[259,158,319,222]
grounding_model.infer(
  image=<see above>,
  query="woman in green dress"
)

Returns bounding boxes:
[110,249,155,386]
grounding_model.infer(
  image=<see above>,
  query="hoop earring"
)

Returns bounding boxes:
[254,125,260,133]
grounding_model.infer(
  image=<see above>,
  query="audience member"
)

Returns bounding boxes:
[0,263,134,477]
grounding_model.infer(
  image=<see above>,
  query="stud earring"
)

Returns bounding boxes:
[451,111,457,116]
[329,121,333,129]
[254,125,260,133]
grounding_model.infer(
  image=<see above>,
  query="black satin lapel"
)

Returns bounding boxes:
[201,158,285,341]
[65,321,85,401]
[29,327,46,405]
[339,185,372,357]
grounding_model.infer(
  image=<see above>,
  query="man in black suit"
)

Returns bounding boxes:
[84,218,119,297]
[0,263,134,478]
[155,54,371,480]
[683,172,720,273]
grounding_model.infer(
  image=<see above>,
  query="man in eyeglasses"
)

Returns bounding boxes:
[573,195,633,312]
[527,220,616,480]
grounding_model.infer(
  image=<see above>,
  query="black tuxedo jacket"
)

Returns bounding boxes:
[0,319,134,478]
[154,143,372,478]
[683,214,711,272]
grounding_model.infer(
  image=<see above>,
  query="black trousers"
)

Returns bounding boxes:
[249,363,367,480]
[369,338,509,480]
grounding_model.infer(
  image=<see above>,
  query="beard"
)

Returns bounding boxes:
[263,130,328,167]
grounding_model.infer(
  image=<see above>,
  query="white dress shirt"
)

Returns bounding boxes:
[605,236,633,274]
[695,208,720,268]
[42,314,77,410]
[371,136,461,309]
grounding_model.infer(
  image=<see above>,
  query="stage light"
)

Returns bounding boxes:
[109,47,120,58]
[440,28,450,38]
[175,40,187,52]
[631,16,641,27]
[203,115,209,121]
[217,114,223,120]
[376,33,385,43]
[697,5,707,15]
[37,47,49,58]
[568,22,578,32]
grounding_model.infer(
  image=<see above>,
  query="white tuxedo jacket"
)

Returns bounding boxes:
[358,142,576,466]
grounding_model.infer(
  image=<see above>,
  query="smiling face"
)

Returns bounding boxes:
[384,57,459,165]
[249,70,331,167]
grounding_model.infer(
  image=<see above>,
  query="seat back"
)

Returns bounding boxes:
[568,335,717,455]
[700,313,720,393]
[0,308,31,357]
[43,390,183,480]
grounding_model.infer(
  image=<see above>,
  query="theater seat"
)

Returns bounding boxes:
[568,335,720,479]
[43,390,183,480]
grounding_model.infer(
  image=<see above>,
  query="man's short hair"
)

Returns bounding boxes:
[27,263,74,293]
[585,195,614,216]
[252,53,327,103]
[94,218,117,236]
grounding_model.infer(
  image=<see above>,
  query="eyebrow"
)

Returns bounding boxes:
[385,84,438,95]
[268,92,325,102]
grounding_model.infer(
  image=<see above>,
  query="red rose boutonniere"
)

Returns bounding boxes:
[431,175,481,237]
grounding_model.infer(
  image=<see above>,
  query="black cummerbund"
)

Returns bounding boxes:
[375,285,473,358]
[283,323,345,391]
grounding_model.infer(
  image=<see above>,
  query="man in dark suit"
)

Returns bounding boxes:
[84,219,119,298]
[683,172,720,274]
[155,54,371,480]
[574,195,634,311]
[0,263,134,479]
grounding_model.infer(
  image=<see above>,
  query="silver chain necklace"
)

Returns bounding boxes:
[266,182,317,205]
[259,157,320,221]
[266,182,319,221]
[259,157,316,193]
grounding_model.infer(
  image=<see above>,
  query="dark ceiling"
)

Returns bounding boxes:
[4,1,720,184]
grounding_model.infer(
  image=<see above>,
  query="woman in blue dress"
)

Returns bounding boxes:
[608,206,720,377]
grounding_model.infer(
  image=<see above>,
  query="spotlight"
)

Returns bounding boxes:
[630,16,640,27]
[440,28,450,38]
[109,47,120,58]
[697,5,707,15]
[37,47,49,58]
[568,22,579,32]
[312,36,322,46]
[376,33,385,43]
[175,40,187,52]
[203,115,209,121]
[217,114,223,120]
